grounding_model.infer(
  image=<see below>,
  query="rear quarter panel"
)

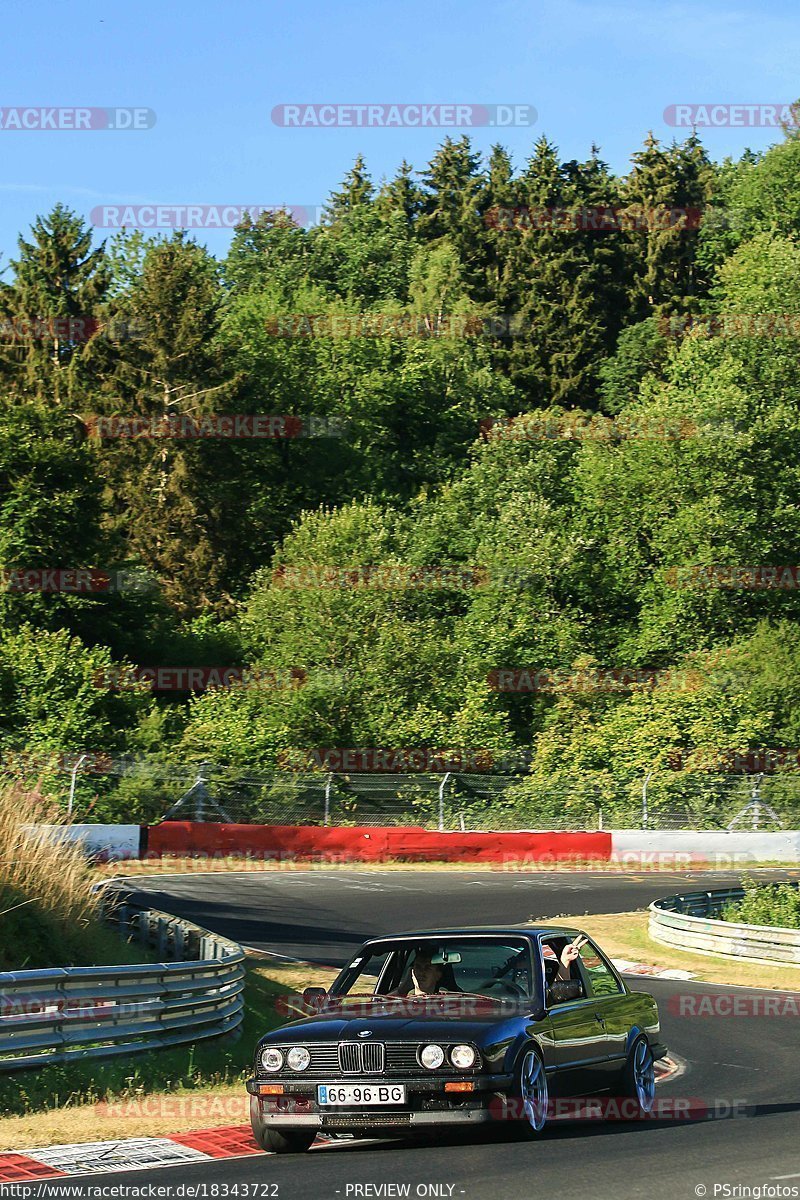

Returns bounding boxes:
[603,988,661,1064]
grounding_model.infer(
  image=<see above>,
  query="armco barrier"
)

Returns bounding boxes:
[649,886,800,966]
[0,903,245,1071]
[145,822,611,862]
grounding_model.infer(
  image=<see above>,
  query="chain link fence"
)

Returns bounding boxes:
[6,756,800,831]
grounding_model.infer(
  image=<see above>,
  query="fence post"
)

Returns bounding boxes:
[438,772,452,832]
[642,770,652,829]
[324,773,333,827]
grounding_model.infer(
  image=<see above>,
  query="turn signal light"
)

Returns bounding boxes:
[444,1082,475,1093]
[258,1084,285,1095]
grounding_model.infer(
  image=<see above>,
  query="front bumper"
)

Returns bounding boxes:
[246,1074,514,1128]
[252,1110,498,1127]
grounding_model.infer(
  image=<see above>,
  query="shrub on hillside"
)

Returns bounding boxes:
[721,877,800,930]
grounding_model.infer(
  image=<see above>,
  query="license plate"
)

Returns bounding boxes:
[318,1083,406,1106]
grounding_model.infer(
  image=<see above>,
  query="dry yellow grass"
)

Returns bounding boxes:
[0,781,132,969]
[0,783,98,921]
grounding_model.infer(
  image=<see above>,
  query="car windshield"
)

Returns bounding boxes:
[329,938,533,1003]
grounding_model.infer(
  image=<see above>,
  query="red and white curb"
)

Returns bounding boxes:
[0,1125,265,1182]
[613,959,694,980]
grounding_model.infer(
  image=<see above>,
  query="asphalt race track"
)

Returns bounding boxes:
[23,867,800,1199]
[117,865,800,965]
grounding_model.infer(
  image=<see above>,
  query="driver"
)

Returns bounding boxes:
[408,948,458,996]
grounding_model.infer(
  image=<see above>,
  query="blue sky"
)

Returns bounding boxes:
[1,0,799,266]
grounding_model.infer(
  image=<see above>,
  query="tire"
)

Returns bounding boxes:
[619,1036,655,1116]
[512,1046,549,1137]
[255,1125,317,1154]
[250,1098,317,1154]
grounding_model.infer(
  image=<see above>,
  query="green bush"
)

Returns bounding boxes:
[721,878,800,929]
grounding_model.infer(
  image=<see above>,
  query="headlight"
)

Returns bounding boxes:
[450,1044,476,1069]
[260,1046,284,1072]
[420,1043,445,1069]
[286,1046,310,1072]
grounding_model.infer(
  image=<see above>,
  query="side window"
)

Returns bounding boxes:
[541,938,585,1005]
[540,939,564,986]
[578,940,623,997]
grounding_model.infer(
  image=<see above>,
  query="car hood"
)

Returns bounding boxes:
[262,1002,541,1045]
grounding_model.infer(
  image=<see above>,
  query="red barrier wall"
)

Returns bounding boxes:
[145,823,611,863]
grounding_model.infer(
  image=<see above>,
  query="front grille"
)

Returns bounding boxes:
[260,1041,480,1078]
[388,1044,421,1072]
[338,1041,385,1074]
[338,1042,361,1073]
[361,1042,385,1073]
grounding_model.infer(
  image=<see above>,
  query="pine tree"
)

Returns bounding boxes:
[479,144,517,304]
[2,205,109,403]
[375,160,425,230]
[621,132,713,316]
[322,155,375,223]
[498,140,630,408]
[95,233,230,614]
[418,137,485,290]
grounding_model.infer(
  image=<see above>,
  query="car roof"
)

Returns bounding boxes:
[360,925,585,944]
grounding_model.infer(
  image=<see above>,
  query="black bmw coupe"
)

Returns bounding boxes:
[246,925,666,1153]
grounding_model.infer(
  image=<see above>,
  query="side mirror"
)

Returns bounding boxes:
[547,980,584,1005]
[302,986,327,1012]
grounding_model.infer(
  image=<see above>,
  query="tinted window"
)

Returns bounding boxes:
[335,939,532,999]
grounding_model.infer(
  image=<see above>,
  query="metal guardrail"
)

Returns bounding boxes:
[649,885,800,966]
[0,898,245,1072]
